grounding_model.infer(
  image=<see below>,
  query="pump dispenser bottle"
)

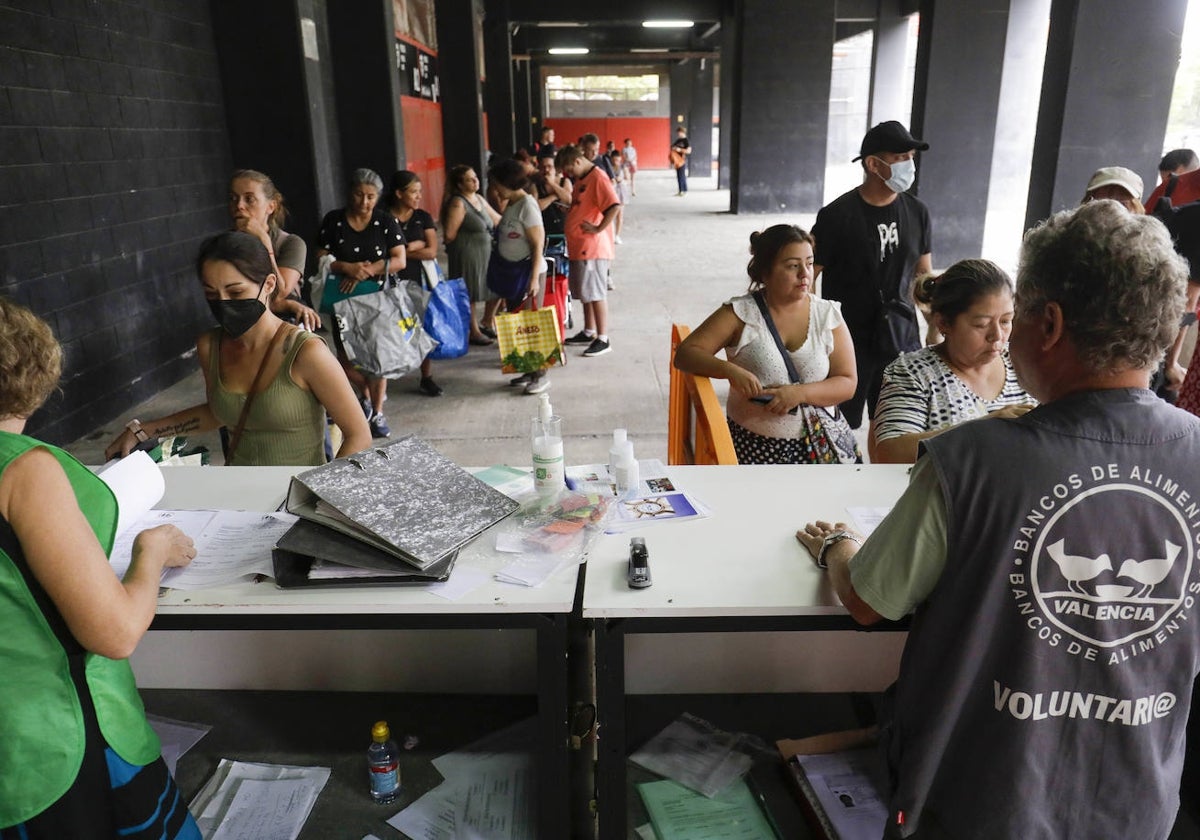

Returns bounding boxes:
[532,393,564,494]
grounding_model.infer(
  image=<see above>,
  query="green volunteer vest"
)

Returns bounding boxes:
[0,432,160,827]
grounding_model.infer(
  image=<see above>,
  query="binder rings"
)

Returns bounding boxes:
[285,435,519,570]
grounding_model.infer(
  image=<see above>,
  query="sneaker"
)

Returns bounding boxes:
[510,372,534,387]
[369,412,391,438]
[524,376,551,395]
[582,338,611,357]
[358,396,373,420]
[419,376,444,397]
[614,234,623,245]
[565,330,595,345]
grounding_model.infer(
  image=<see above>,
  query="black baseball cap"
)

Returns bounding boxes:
[853,120,929,162]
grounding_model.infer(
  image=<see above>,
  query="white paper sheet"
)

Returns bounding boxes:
[96,450,165,540]
[108,510,296,588]
[388,718,538,840]
[494,555,569,587]
[846,506,892,537]
[191,760,330,840]
[427,565,490,600]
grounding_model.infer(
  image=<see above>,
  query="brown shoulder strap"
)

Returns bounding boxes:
[225,323,293,466]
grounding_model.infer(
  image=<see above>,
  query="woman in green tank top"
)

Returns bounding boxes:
[105,231,371,465]
[0,297,200,837]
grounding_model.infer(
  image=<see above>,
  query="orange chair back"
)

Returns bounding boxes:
[668,324,738,465]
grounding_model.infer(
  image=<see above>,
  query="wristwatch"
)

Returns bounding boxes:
[816,529,862,569]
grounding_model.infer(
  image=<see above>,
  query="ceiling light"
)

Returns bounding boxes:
[630,48,670,53]
[536,22,586,28]
[548,47,589,55]
[642,20,693,28]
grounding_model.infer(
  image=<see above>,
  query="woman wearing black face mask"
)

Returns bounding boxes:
[105,232,371,465]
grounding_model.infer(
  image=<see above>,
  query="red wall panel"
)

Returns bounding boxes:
[400,95,447,212]
[536,117,673,169]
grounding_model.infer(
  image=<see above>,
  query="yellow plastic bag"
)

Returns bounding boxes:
[496,306,564,374]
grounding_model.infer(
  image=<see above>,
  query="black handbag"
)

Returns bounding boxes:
[873,295,920,358]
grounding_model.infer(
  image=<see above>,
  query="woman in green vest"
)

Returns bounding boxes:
[0,298,201,838]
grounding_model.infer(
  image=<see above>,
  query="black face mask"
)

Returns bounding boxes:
[208,285,267,338]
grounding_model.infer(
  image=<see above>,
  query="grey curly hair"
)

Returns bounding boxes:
[1016,200,1188,374]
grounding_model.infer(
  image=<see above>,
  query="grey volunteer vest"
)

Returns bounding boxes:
[889,389,1200,839]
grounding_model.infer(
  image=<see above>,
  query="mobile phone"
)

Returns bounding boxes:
[749,394,774,404]
[627,537,651,589]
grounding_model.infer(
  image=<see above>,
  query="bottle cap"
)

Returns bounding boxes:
[372,720,391,742]
[612,428,626,445]
[538,392,553,423]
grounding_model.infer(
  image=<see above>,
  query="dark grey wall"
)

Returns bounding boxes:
[729,0,834,213]
[0,0,231,444]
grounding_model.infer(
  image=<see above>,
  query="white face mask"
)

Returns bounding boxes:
[877,156,916,193]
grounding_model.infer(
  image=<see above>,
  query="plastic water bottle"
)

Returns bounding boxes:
[367,720,400,804]
[532,393,564,495]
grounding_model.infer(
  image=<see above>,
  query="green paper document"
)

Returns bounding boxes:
[636,778,778,840]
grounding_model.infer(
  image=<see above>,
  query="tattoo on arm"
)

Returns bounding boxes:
[151,417,201,437]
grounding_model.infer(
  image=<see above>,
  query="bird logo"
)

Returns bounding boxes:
[1116,541,1181,599]
[1045,540,1113,596]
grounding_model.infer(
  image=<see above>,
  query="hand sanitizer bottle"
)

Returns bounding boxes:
[608,428,627,476]
[532,393,564,495]
[614,438,639,495]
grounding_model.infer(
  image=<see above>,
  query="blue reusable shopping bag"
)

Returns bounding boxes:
[424,268,471,360]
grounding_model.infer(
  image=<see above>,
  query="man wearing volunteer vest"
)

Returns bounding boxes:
[799,200,1200,839]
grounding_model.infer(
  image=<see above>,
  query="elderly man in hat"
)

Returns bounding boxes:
[799,200,1199,839]
[812,121,933,429]
[1082,165,1145,213]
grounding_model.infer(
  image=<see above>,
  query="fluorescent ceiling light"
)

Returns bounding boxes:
[536,21,586,27]
[630,48,670,53]
[548,47,589,55]
[642,20,693,28]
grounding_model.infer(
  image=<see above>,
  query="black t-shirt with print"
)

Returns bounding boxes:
[318,208,405,275]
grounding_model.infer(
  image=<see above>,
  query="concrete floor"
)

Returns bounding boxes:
[66,169,810,468]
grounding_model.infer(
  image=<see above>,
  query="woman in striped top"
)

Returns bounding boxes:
[870,259,1035,463]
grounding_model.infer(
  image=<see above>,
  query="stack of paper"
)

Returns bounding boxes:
[387,718,536,840]
[190,760,331,840]
[98,451,297,589]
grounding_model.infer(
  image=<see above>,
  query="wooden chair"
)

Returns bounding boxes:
[668,324,739,465]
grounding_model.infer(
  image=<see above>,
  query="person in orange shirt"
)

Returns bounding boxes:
[556,144,620,357]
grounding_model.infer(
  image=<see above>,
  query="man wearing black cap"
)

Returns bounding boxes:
[812,120,933,429]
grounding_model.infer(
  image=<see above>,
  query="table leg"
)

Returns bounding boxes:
[537,613,570,838]
[594,618,626,840]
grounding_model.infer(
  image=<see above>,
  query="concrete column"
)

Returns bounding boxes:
[687,57,715,179]
[910,0,1010,264]
[718,10,738,189]
[729,0,834,213]
[211,0,344,246]
[483,7,515,158]
[1025,0,1188,227]
[669,60,694,169]
[435,0,487,177]
[326,0,405,184]
[869,0,910,124]
[513,58,533,152]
